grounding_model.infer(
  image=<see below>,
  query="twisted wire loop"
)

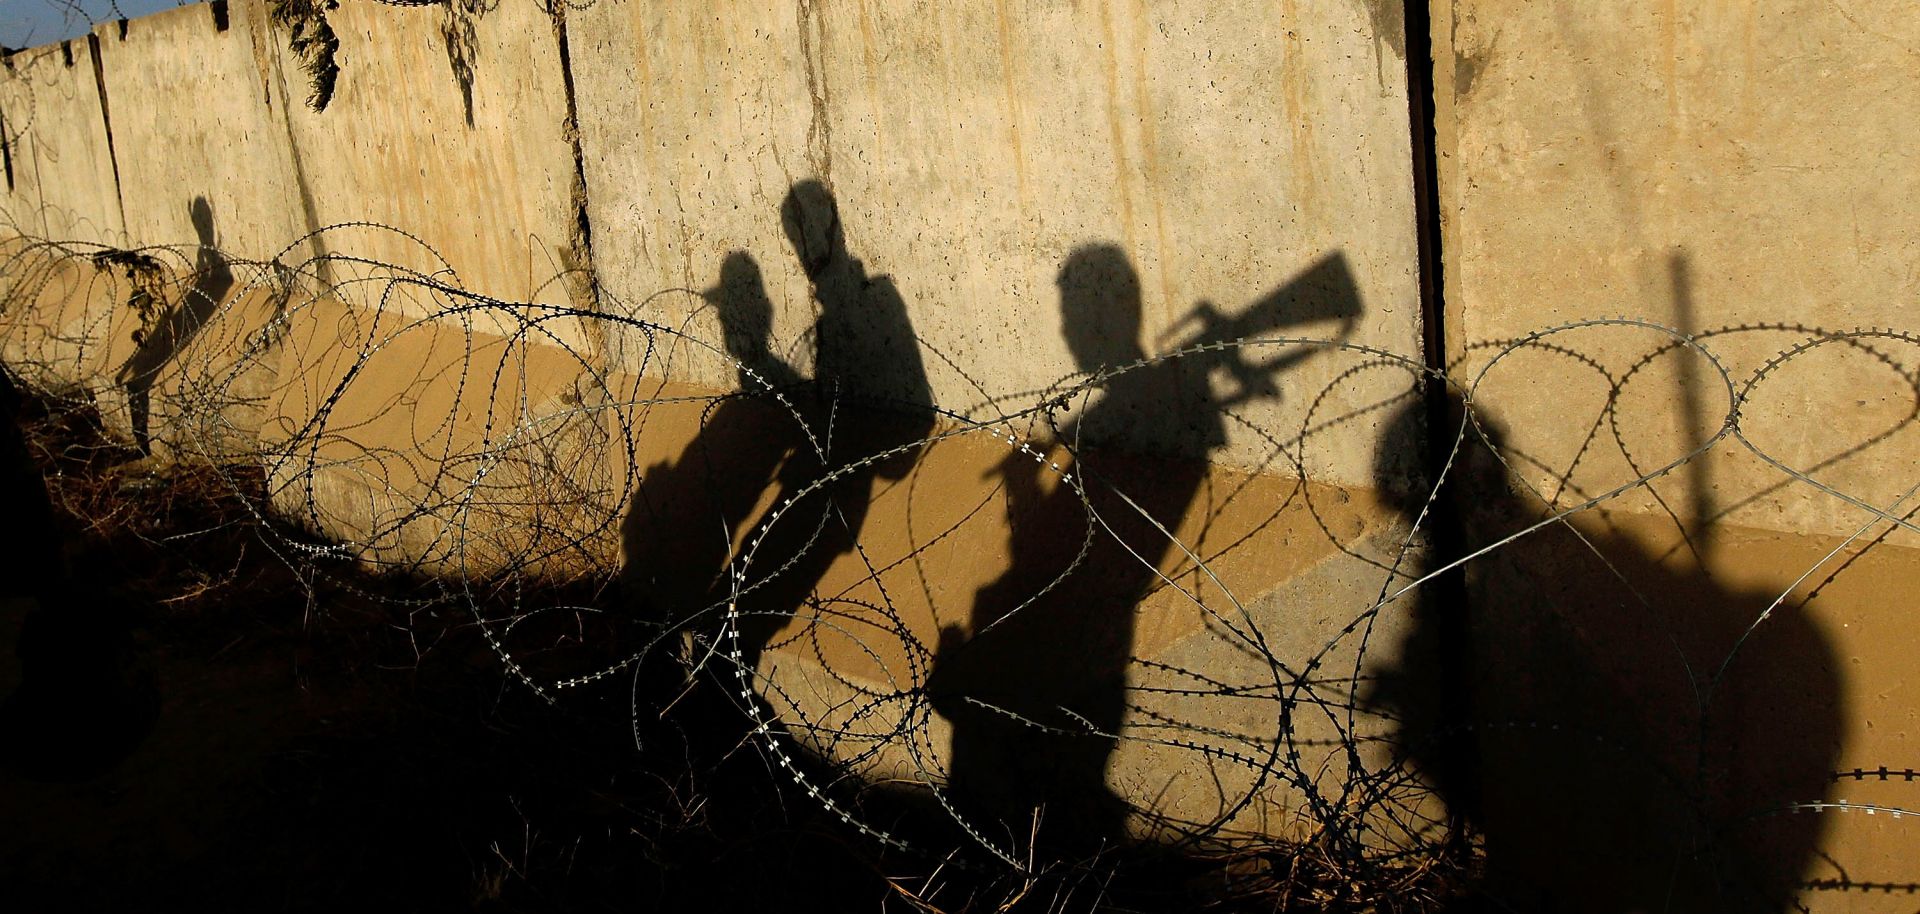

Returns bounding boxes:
[1,213,1915,910]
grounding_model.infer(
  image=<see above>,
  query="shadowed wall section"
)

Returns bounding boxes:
[1429,1,1920,907]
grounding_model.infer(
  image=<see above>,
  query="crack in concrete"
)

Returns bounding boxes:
[549,2,600,319]
[796,0,835,186]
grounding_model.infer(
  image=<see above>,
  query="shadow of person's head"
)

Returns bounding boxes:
[1372,385,1519,527]
[1058,244,1144,373]
[709,252,775,367]
[189,196,216,249]
[780,179,843,282]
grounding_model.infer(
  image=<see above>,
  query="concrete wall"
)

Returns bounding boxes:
[568,0,1423,483]
[0,0,1433,854]
[0,0,603,547]
[95,2,312,262]
[271,0,591,331]
[1433,1,1920,907]
[0,0,1427,493]
[0,36,123,244]
[561,0,1431,849]
[1435,0,1920,546]
[2,0,1916,899]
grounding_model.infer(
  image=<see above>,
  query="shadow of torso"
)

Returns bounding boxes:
[930,361,1227,860]
[620,389,807,633]
[1425,498,1844,912]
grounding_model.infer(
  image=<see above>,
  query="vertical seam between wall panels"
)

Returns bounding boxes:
[1402,0,1477,853]
[0,97,15,193]
[87,33,128,239]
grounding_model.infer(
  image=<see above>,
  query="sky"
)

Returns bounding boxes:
[1,0,183,50]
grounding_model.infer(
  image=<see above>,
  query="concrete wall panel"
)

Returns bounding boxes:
[1436,2,1920,906]
[93,1,312,263]
[0,37,125,244]
[266,0,590,346]
[569,0,1425,486]
[561,0,1430,842]
[1436,0,1920,546]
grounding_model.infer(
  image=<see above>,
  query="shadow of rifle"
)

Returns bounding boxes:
[1154,252,1363,408]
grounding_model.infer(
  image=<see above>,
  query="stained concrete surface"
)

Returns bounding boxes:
[0,35,123,244]
[567,0,1424,485]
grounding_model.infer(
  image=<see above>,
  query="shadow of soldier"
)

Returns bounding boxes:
[619,251,807,643]
[619,180,936,746]
[115,196,234,454]
[1368,390,1843,913]
[927,244,1362,867]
